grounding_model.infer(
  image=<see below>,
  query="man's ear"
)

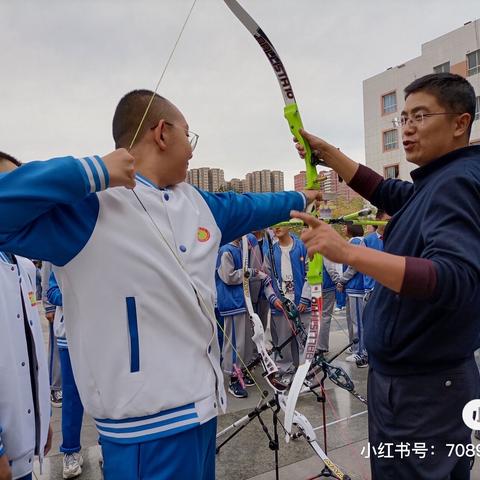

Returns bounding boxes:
[152,120,168,150]
[453,112,471,139]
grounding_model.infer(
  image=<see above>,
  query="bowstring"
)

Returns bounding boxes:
[128,0,199,151]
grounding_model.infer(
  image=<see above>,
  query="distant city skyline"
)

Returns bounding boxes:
[187,166,284,193]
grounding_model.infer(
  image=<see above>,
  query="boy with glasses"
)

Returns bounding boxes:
[0,90,321,479]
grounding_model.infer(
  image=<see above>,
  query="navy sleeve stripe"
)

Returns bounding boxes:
[90,156,107,190]
[78,157,97,193]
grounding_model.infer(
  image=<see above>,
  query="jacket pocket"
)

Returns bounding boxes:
[126,297,140,373]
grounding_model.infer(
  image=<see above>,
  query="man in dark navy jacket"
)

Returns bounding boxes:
[292,73,480,479]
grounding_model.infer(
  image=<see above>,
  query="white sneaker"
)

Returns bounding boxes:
[63,452,83,479]
[345,353,362,363]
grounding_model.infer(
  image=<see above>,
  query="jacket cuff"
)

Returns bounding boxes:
[44,303,56,314]
[300,297,311,306]
[268,294,278,307]
[298,192,308,212]
[400,257,437,299]
[348,164,384,201]
[77,155,110,194]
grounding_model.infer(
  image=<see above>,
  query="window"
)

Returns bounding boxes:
[475,96,480,121]
[433,62,450,74]
[467,50,480,76]
[384,164,399,179]
[383,129,398,151]
[382,92,397,114]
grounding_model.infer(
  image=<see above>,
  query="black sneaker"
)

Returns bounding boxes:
[356,356,369,369]
[228,380,248,398]
[243,373,255,387]
[51,390,63,408]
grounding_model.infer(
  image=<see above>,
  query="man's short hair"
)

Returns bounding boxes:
[347,223,364,238]
[404,73,476,138]
[112,90,175,149]
[0,151,21,167]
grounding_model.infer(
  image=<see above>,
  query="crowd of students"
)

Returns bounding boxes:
[215,209,389,398]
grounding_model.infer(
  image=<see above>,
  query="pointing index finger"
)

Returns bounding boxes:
[290,210,321,228]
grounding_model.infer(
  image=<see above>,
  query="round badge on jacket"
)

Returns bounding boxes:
[197,227,210,242]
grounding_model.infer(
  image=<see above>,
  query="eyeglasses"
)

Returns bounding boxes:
[392,112,461,128]
[163,121,199,151]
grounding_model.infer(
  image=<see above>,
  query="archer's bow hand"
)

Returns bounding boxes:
[293,129,338,165]
[301,190,323,205]
[102,148,136,189]
[290,211,351,265]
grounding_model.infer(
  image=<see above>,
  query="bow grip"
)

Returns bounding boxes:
[284,103,324,190]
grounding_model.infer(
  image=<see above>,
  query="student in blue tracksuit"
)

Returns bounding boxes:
[247,232,270,330]
[263,226,311,374]
[317,259,341,353]
[47,272,84,479]
[215,239,265,399]
[337,224,367,367]
[362,209,388,299]
[0,91,320,480]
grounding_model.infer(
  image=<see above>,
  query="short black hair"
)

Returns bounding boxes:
[0,151,21,166]
[347,223,364,238]
[112,90,175,149]
[404,73,476,137]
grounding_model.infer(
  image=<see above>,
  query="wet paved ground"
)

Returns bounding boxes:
[33,310,480,479]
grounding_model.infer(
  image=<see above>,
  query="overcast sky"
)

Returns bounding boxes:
[0,0,479,188]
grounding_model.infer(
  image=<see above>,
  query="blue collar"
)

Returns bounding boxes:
[135,173,169,191]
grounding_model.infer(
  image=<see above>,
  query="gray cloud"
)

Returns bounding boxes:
[0,0,478,188]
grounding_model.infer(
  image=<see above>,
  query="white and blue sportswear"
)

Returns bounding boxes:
[0,156,306,444]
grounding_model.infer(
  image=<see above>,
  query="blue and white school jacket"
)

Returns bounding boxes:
[322,259,337,294]
[215,242,246,317]
[47,272,67,349]
[0,156,306,444]
[343,237,366,295]
[0,253,50,479]
[264,235,311,315]
[363,231,384,291]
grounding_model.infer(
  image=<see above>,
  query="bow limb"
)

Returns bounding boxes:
[223,0,324,435]
[241,235,288,392]
[283,233,323,437]
[278,396,352,480]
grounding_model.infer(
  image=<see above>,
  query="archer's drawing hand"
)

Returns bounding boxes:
[102,148,136,189]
